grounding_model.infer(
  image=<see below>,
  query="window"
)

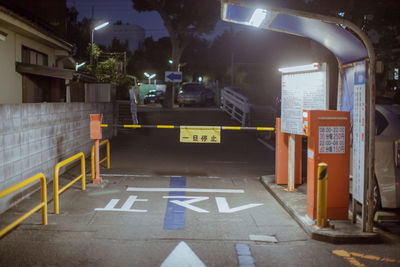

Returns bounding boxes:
[21,46,48,66]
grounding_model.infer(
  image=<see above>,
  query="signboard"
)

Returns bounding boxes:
[318,126,345,154]
[352,62,366,203]
[281,63,328,135]
[165,71,182,82]
[179,126,220,143]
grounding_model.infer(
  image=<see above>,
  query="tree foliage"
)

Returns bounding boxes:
[131,0,219,106]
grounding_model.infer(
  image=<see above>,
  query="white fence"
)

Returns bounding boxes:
[220,87,250,126]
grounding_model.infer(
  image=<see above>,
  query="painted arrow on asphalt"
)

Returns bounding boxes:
[161,241,206,267]
[216,197,263,213]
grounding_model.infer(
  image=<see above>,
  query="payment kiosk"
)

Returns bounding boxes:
[302,110,350,220]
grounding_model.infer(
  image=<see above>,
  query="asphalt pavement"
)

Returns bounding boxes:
[1,107,400,266]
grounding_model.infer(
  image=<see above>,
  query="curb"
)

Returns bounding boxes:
[260,175,380,244]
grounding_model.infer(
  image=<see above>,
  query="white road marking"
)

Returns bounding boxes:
[127,188,244,193]
[164,196,210,213]
[161,241,206,267]
[216,197,263,213]
[101,174,153,177]
[257,138,275,151]
[95,195,148,212]
[100,174,221,179]
[249,234,278,243]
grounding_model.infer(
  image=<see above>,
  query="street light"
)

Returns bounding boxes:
[75,62,86,71]
[144,72,156,84]
[168,59,186,71]
[90,21,109,65]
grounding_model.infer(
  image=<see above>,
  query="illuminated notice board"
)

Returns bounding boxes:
[281,63,329,135]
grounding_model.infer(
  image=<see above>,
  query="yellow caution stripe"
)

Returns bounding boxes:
[157,125,175,129]
[222,126,241,130]
[257,127,275,131]
[101,124,274,131]
[124,125,141,128]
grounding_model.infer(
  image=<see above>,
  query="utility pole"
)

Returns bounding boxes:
[124,52,127,74]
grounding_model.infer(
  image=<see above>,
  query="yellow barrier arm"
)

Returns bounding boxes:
[91,139,110,180]
[54,152,86,214]
[0,173,47,237]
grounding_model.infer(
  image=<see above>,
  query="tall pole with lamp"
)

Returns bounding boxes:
[90,22,109,66]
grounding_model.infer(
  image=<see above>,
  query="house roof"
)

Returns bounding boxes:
[0,5,72,51]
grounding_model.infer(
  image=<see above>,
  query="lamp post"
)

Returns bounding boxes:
[75,62,86,71]
[144,72,156,84]
[90,22,109,65]
[169,60,186,72]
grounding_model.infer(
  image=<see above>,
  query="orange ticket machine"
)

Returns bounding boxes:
[302,110,350,220]
[275,118,302,185]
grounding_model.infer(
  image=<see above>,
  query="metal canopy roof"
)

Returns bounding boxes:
[221,1,368,64]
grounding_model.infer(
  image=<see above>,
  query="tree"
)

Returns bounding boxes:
[66,7,92,61]
[131,0,220,106]
[131,37,172,80]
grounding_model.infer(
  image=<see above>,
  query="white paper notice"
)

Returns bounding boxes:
[281,63,328,135]
[352,62,366,204]
[318,126,345,154]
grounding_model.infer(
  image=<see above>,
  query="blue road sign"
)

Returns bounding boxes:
[165,71,182,82]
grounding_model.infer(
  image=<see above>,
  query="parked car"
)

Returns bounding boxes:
[373,104,400,213]
[144,90,165,104]
[177,83,214,107]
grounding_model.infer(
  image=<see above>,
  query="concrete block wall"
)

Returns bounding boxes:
[0,103,113,214]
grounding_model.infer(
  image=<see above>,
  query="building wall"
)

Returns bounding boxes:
[0,24,69,104]
[0,27,22,103]
[0,103,114,214]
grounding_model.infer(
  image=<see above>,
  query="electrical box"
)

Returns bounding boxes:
[90,114,102,140]
[302,110,350,220]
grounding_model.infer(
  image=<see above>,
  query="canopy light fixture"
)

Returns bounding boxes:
[278,63,320,73]
[249,8,268,27]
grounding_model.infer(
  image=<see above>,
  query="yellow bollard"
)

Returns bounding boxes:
[317,162,329,227]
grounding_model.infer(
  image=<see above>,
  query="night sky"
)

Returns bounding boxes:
[66,0,230,40]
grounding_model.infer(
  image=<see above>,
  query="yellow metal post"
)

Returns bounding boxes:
[91,139,110,180]
[53,152,86,214]
[0,173,47,237]
[317,162,329,227]
[106,140,110,169]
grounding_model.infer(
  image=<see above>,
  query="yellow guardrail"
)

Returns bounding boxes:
[0,173,47,237]
[91,139,110,179]
[53,152,86,214]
